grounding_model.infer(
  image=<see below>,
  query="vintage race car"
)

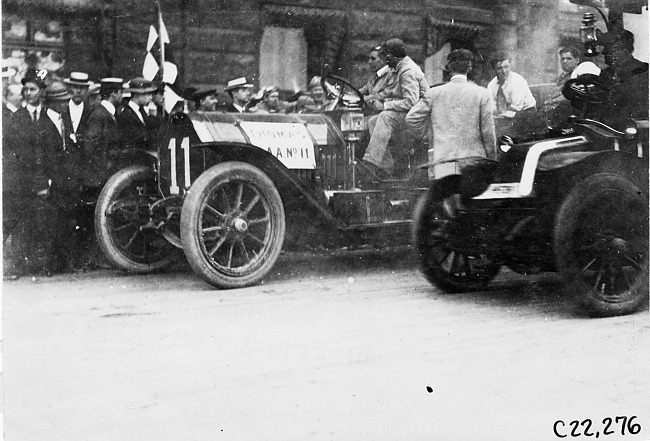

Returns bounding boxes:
[412,0,649,317]
[94,75,429,289]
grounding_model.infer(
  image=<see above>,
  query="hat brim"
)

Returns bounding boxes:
[129,86,158,94]
[63,79,92,87]
[225,84,253,91]
[47,92,74,101]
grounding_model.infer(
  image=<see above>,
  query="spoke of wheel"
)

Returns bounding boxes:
[243,192,261,215]
[237,238,251,264]
[581,257,597,272]
[621,253,644,270]
[244,231,265,246]
[202,225,225,234]
[234,183,244,211]
[592,262,604,292]
[208,235,227,257]
[113,222,138,233]
[227,241,235,268]
[204,203,225,219]
[220,187,232,212]
[123,229,141,251]
[247,215,269,227]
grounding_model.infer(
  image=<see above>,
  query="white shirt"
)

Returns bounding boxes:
[232,102,246,113]
[487,71,536,118]
[68,100,84,132]
[25,103,43,121]
[46,108,64,138]
[101,100,117,117]
[128,100,146,125]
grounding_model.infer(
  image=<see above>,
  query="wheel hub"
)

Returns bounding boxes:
[233,217,248,233]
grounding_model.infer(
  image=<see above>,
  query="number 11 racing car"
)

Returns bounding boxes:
[94,75,429,289]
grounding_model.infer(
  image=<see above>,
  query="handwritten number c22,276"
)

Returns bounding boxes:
[553,416,641,437]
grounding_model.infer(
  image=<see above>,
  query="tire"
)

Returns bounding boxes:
[95,165,179,273]
[180,162,286,289]
[412,185,500,292]
[555,173,649,317]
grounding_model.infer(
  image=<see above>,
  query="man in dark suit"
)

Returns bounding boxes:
[61,71,93,150]
[116,77,157,151]
[82,78,123,191]
[225,77,253,113]
[3,69,61,277]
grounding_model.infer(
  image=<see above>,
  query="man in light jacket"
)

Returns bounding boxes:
[406,49,496,181]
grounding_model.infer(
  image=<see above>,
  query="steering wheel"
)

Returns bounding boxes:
[562,74,610,113]
[321,74,364,111]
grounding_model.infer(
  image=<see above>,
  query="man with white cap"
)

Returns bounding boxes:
[62,71,93,149]
[117,77,158,151]
[225,77,253,113]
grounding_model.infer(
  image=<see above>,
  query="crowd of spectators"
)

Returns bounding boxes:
[2,28,647,279]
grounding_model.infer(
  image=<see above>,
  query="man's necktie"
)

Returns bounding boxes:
[139,107,148,126]
[32,109,38,121]
[496,84,508,115]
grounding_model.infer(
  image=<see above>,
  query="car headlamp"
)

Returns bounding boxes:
[624,119,649,140]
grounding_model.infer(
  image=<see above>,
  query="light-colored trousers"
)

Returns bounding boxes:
[363,110,409,171]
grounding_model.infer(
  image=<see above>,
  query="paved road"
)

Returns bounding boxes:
[3,247,649,441]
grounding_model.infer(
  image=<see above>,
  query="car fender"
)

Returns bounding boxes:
[186,141,339,226]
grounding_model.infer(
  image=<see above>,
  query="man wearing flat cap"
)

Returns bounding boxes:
[62,72,93,150]
[406,49,496,211]
[361,37,429,179]
[225,77,253,113]
[117,77,158,151]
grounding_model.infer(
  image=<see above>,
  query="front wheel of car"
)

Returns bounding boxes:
[412,186,500,292]
[180,162,286,289]
[95,165,180,272]
[554,173,649,317]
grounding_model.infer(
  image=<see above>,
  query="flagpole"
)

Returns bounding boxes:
[156,0,165,81]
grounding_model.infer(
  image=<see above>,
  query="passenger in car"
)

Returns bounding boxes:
[249,86,290,114]
[293,76,333,113]
[487,52,536,119]
[361,37,429,179]
[224,77,254,113]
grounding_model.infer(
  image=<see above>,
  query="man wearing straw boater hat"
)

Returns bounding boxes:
[117,77,158,151]
[225,76,253,113]
[82,77,123,190]
[62,71,93,149]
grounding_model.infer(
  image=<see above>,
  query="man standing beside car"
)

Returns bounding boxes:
[406,49,496,210]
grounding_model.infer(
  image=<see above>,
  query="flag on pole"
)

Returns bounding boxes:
[141,10,183,113]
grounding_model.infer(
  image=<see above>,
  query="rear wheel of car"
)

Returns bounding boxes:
[412,186,500,292]
[95,165,180,273]
[555,173,649,317]
[180,162,286,289]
